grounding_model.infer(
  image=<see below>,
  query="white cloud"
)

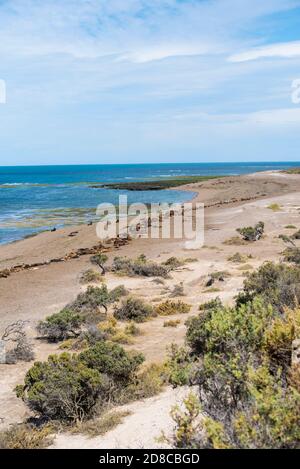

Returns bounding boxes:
[229,41,300,63]
[117,43,218,63]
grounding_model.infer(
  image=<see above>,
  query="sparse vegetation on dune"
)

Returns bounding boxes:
[37,309,84,342]
[155,300,191,316]
[16,342,145,423]
[164,319,181,328]
[237,221,264,242]
[267,203,281,212]
[114,296,154,322]
[111,255,170,278]
[227,252,250,263]
[0,424,54,449]
[80,269,104,284]
[71,410,131,438]
[67,284,128,321]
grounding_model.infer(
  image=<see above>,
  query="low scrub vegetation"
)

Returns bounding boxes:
[1,320,34,364]
[90,253,108,276]
[223,236,248,246]
[0,424,54,449]
[227,252,252,263]
[167,261,300,449]
[267,203,281,211]
[111,255,170,278]
[37,309,84,342]
[164,319,181,328]
[236,261,300,311]
[114,296,154,322]
[156,300,191,316]
[67,284,127,321]
[283,247,300,264]
[80,269,103,284]
[237,221,264,242]
[16,342,144,423]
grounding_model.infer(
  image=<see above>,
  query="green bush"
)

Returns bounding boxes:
[236,261,300,311]
[90,253,108,275]
[283,247,300,264]
[79,341,144,385]
[16,342,144,423]
[168,280,300,448]
[111,256,170,278]
[37,309,84,342]
[16,353,108,422]
[166,344,196,387]
[237,221,264,241]
[80,269,103,284]
[114,296,154,322]
[156,300,191,316]
[0,424,54,449]
[199,297,222,311]
[68,284,127,321]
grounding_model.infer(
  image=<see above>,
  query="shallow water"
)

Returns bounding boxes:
[0,162,298,245]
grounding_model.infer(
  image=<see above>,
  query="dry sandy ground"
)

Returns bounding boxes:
[0,170,300,448]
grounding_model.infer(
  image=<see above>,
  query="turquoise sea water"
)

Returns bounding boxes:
[0,162,299,245]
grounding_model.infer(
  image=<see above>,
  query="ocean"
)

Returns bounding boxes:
[0,162,299,245]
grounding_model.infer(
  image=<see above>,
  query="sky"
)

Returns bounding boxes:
[0,0,300,165]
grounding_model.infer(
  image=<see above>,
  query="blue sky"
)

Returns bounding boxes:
[0,0,300,165]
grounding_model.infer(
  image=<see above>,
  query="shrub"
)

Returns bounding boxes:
[68,285,111,319]
[156,300,191,316]
[124,322,142,336]
[108,284,128,302]
[236,261,300,311]
[79,341,144,385]
[164,319,181,328]
[121,363,167,402]
[223,236,247,246]
[80,269,103,284]
[162,257,184,269]
[110,331,133,345]
[0,424,54,449]
[1,320,35,364]
[262,307,300,370]
[232,365,300,449]
[114,296,154,322]
[199,297,222,311]
[37,309,84,342]
[161,393,203,449]
[285,225,297,229]
[111,256,170,278]
[16,353,108,422]
[283,247,300,264]
[5,337,35,364]
[227,252,248,263]
[16,342,144,422]
[68,284,127,321]
[267,203,281,211]
[237,221,264,241]
[166,344,196,387]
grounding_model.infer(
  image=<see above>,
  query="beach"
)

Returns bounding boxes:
[1,169,300,447]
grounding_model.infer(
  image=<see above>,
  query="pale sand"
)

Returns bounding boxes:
[0,170,300,447]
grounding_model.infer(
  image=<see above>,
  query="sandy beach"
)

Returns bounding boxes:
[1,170,300,448]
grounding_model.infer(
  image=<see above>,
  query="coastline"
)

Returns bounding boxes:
[1,169,300,446]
